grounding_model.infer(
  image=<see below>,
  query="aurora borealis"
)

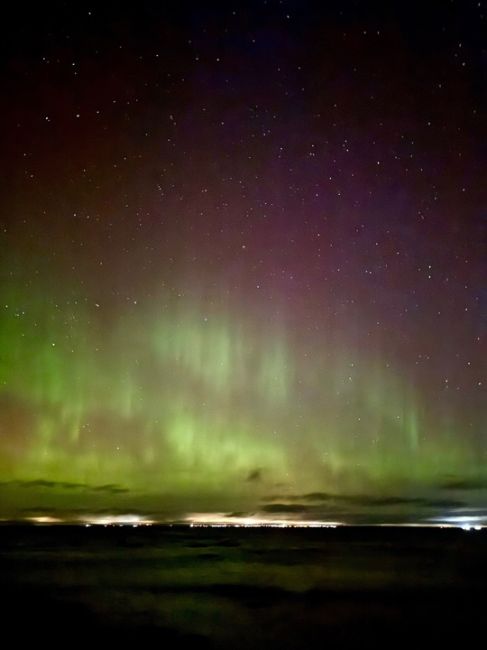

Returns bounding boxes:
[0,1,485,523]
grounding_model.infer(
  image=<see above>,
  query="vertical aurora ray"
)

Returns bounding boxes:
[0,273,482,501]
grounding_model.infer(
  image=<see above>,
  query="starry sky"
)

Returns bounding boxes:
[0,1,485,523]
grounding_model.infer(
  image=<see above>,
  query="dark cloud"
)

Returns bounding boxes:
[20,479,59,489]
[437,477,487,491]
[422,498,465,508]
[343,496,428,507]
[265,492,333,502]
[263,493,464,509]
[302,492,334,502]
[91,484,130,494]
[262,504,315,514]
[0,479,129,494]
[58,482,89,490]
[246,469,262,482]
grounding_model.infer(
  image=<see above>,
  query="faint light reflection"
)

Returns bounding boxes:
[26,516,62,524]
[78,514,155,526]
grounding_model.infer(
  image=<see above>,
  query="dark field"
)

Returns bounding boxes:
[1,526,485,648]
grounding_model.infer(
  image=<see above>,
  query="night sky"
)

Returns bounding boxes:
[0,1,485,524]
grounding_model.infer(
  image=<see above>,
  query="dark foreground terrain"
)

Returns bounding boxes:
[0,525,485,648]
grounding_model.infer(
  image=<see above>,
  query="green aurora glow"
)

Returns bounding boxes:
[0,258,483,519]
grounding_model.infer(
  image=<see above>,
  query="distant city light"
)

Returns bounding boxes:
[429,515,486,530]
[184,513,343,528]
[77,514,155,526]
[14,513,486,529]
